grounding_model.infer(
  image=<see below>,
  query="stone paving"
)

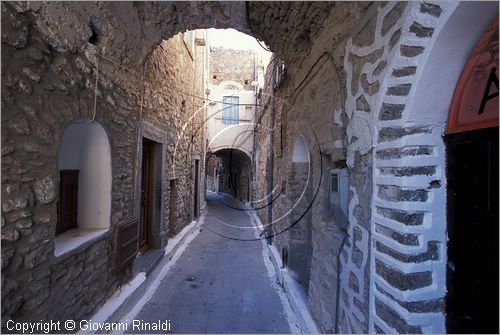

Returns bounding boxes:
[130,192,293,334]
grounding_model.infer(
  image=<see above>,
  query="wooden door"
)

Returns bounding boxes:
[140,139,154,253]
[446,127,499,333]
[194,159,199,218]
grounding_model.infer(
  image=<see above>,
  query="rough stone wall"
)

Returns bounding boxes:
[206,156,221,192]
[209,47,255,90]
[1,2,204,328]
[253,2,377,333]
[143,35,206,235]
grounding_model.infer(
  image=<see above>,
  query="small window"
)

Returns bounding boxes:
[330,173,339,193]
[222,96,239,124]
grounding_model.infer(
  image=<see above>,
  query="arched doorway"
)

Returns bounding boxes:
[444,17,498,333]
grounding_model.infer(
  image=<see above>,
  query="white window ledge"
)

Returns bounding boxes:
[54,228,108,257]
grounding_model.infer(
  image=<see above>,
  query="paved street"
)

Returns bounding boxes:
[130,192,295,334]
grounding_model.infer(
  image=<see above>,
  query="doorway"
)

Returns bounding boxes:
[140,138,156,253]
[445,126,499,333]
[194,159,200,219]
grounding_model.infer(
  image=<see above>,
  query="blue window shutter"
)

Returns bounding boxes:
[232,96,239,124]
[222,96,239,124]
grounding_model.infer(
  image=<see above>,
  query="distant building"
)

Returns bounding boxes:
[205,47,264,201]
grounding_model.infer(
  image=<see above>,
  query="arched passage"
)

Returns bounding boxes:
[207,148,251,202]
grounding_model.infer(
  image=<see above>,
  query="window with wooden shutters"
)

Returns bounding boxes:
[57,170,79,235]
[222,96,239,124]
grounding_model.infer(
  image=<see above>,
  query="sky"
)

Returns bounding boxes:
[207,28,272,67]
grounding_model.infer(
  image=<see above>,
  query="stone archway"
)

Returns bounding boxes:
[209,148,251,202]
[365,1,498,333]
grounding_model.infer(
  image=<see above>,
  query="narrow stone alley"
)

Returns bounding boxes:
[2,2,498,334]
[127,192,297,334]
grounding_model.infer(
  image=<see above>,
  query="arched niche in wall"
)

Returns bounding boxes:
[292,136,310,163]
[285,135,313,293]
[55,121,112,256]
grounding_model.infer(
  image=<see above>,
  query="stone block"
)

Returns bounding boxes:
[378,185,428,202]
[373,60,387,76]
[4,209,31,223]
[376,207,424,226]
[375,240,440,263]
[348,271,360,293]
[392,66,417,78]
[379,103,405,120]
[33,175,56,205]
[376,146,433,160]
[386,83,411,96]
[1,3,29,48]
[378,126,431,142]
[389,29,401,51]
[400,45,424,57]
[409,22,434,38]
[24,246,49,270]
[375,259,432,291]
[375,298,423,333]
[381,2,407,36]
[360,73,380,96]
[1,228,19,242]
[32,208,51,225]
[15,218,32,229]
[419,2,442,17]
[375,224,420,246]
[379,166,436,177]
[351,244,363,269]
[1,244,15,270]
[2,184,31,213]
[7,118,31,135]
[376,283,444,313]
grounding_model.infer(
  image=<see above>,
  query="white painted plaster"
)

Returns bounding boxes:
[54,228,107,257]
[408,1,498,126]
[206,80,256,156]
[291,136,309,163]
[366,1,498,333]
[58,122,112,230]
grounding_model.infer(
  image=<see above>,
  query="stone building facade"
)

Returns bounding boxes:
[253,1,498,333]
[1,1,498,333]
[1,2,207,329]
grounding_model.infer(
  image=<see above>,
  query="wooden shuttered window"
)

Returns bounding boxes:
[57,170,79,235]
[115,218,139,270]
